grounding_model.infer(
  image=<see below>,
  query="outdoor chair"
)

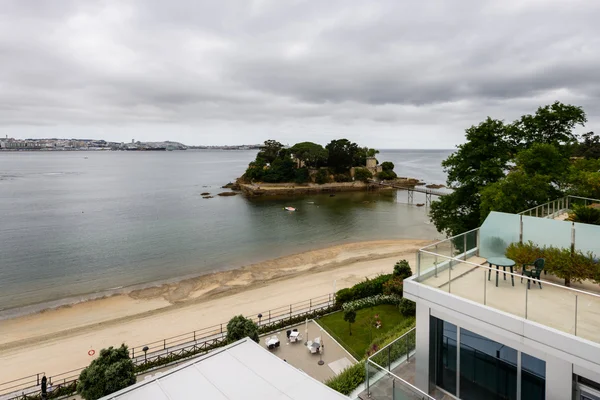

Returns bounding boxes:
[293,328,298,332]
[275,341,280,348]
[286,330,292,338]
[521,258,545,289]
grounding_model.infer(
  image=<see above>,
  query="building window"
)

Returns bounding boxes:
[521,352,545,400]
[459,328,517,400]
[430,316,457,395]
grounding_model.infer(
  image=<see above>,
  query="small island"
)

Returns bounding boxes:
[235,139,420,196]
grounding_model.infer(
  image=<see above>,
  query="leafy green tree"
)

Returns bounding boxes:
[326,139,361,173]
[290,142,328,167]
[479,170,555,219]
[354,168,373,182]
[257,140,284,163]
[567,159,600,199]
[377,170,397,180]
[226,315,259,343]
[568,205,600,225]
[343,310,357,336]
[380,161,394,171]
[244,158,266,181]
[263,156,296,183]
[511,102,587,150]
[514,143,570,186]
[77,344,136,400]
[430,118,511,236]
[575,132,600,159]
[294,167,310,184]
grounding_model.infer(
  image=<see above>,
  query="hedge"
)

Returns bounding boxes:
[335,274,393,304]
[325,361,366,395]
[505,241,598,286]
[341,294,401,312]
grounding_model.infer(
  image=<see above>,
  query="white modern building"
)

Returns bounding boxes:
[396,196,600,400]
[100,337,349,400]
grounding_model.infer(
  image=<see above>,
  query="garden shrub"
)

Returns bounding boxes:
[382,277,403,296]
[342,294,402,312]
[294,167,310,184]
[399,298,416,317]
[393,260,413,280]
[335,288,354,304]
[334,173,352,182]
[377,170,397,180]
[354,168,373,182]
[505,241,543,267]
[325,361,366,395]
[315,168,331,184]
[77,344,136,400]
[568,204,600,225]
[351,274,393,299]
[226,315,259,344]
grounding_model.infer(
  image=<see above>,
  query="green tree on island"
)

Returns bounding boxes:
[326,139,361,173]
[290,142,328,167]
[77,344,136,400]
[226,315,259,343]
[257,139,284,163]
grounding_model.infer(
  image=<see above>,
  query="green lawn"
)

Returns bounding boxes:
[318,304,414,359]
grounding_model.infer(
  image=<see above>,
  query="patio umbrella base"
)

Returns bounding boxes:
[318,360,325,365]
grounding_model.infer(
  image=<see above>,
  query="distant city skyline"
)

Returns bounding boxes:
[1,1,598,148]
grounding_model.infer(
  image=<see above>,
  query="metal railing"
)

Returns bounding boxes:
[518,195,600,218]
[366,328,434,399]
[1,293,337,399]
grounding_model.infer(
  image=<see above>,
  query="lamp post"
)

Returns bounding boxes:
[258,313,262,326]
[318,328,325,366]
[142,346,149,363]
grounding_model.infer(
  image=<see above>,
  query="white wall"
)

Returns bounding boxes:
[405,278,600,399]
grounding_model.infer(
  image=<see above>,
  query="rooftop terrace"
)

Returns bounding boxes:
[413,196,600,346]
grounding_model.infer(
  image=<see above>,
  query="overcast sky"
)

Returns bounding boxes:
[1,0,598,148]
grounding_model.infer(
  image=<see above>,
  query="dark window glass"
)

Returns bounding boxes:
[459,329,517,400]
[521,353,545,400]
[430,316,457,394]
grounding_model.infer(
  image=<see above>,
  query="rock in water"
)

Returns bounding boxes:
[200,192,210,196]
[218,192,238,197]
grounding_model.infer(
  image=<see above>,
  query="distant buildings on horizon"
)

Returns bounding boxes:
[0,136,262,151]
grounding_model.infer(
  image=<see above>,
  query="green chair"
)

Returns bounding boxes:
[521,258,545,289]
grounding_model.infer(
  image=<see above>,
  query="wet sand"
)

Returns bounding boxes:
[0,239,429,383]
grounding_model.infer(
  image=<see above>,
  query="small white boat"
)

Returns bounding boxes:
[284,207,296,211]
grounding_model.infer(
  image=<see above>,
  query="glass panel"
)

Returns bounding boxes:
[419,251,450,291]
[479,212,520,259]
[459,328,517,400]
[430,316,457,395]
[522,215,572,250]
[367,361,431,400]
[521,353,545,400]
[574,222,600,260]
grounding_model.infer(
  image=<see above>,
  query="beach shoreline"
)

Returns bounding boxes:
[0,239,430,383]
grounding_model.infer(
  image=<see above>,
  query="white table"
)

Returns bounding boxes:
[289,331,300,342]
[266,337,279,348]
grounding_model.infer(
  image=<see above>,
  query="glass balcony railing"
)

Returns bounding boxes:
[365,328,436,400]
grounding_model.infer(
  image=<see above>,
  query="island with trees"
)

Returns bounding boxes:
[236,138,419,196]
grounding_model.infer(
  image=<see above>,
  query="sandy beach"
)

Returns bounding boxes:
[0,239,429,383]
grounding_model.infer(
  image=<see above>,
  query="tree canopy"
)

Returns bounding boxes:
[430,102,591,237]
[290,142,328,167]
[326,139,362,173]
[257,140,284,163]
[77,344,136,400]
[226,315,259,344]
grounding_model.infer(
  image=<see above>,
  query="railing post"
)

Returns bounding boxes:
[194,331,196,341]
[519,215,523,244]
[535,206,538,218]
[476,229,480,257]
[406,332,410,362]
[269,310,271,323]
[164,339,166,350]
[366,361,370,395]
[525,285,528,319]
[132,348,135,358]
[434,245,438,277]
[463,234,467,260]
[220,324,223,338]
[290,304,292,322]
[575,295,578,336]
[37,374,40,386]
[448,261,452,293]
[388,345,391,371]
[417,251,421,279]
[310,299,312,312]
[484,269,487,305]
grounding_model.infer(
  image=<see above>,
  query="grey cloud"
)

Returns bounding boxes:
[0,0,598,147]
